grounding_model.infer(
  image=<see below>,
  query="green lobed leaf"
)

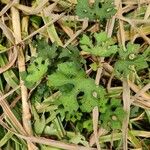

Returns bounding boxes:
[118,42,140,60]
[75,0,116,20]
[114,43,148,77]
[47,61,106,118]
[100,98,126,130]
[24,57,49,88]
[33,38,58,61]
[80,32,118,57]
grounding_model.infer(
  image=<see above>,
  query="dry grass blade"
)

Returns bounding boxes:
[0,85,21,101]
[0,96,21,120]
[43,0,60,16]
[51,14,89,22]
[117,5,131,148]
[15,0,48,15]
[15,134,97,150]
[134,83,150,99]
[144,4,150,19]
[131,19,150,24]
[0,0,17,16]
[92,106,101,150]
[11,4,32,135]
[10,2,36,149]
[128,81,150,101]
[23,12,65,42]
[0,20,15,44]
[122,0,150,5]
[118,20,126,48]
[95,57,104,86]
[0,92,26,135]
[0,47,17,74]
[89,128,108,147]
[0,119,13,132]
[133,100,150,109]
[122,79,131,150]
[58,20,74,39]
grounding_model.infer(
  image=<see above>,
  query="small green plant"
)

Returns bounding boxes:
[114,42,148,77]
[22,57,49,88]
[33,38,58,61]
[20,32,127,139]
[47,61,105,114]
[47,61,125,130]
[75,0,116,20]
[100,98,125,130]
[79,32,118,57]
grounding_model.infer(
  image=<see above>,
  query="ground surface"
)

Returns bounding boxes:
[0,0,150,150]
